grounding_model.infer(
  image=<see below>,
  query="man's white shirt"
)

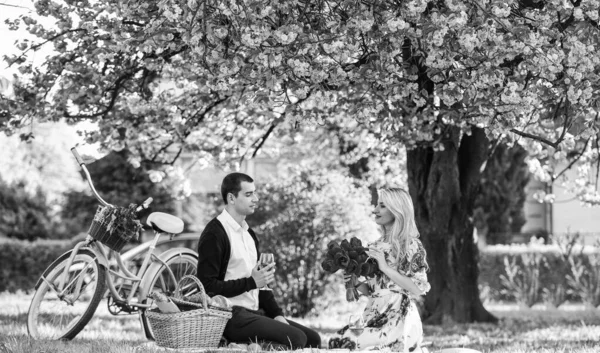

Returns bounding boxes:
[217,209,259,310]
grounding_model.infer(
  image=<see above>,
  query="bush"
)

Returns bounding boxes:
[566,254,600,308]
[0,179,54,240]
[248,168,378,317]
[479,239,600,306]
[499,253,542,307]
[0,237,71,292]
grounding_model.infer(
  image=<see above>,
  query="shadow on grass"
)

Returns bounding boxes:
[420,307,600,352]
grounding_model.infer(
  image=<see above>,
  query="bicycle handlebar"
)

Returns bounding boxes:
[71,147,154,213]
[136,197,153,214]
[70,147,85,166]
[72,146,113,208]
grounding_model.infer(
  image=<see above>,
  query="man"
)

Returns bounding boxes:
[196,172,321,349]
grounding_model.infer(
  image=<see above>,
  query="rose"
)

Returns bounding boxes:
[321,259,341,273]
[321,237,380,278]
[334,252,350,267]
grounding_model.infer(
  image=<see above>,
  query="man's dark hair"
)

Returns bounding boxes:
[221,172,254,204]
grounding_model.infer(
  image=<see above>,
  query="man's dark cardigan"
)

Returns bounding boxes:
[196,217,284,319]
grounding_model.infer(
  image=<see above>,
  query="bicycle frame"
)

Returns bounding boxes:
[51,227,189,310]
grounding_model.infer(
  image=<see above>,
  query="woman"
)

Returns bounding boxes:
[329,187,430,353]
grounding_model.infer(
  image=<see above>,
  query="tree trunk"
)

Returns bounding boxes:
[406,126,497,324]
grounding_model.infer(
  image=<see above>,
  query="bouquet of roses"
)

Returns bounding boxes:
[321,237,380,301]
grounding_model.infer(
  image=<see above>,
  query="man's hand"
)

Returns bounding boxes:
[251,262,275,288]
[274,316,289,325]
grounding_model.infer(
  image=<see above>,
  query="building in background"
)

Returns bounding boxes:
[521,178,600,246]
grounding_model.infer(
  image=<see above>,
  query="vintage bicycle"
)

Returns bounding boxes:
[27,147,198,340]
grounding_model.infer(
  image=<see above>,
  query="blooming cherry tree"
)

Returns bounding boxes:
[3,0,600,323]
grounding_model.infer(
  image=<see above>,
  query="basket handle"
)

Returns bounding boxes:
[176,275,208,308]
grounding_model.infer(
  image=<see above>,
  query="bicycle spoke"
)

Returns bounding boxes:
[59,262,94,300]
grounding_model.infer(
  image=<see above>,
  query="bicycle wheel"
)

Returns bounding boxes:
[139,251,197,339]
[27,248,106,340]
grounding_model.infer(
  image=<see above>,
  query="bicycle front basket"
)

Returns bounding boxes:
[88,205,140,252]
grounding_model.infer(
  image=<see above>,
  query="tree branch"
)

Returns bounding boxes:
[555,98,571,146]
[122,20,145,26]
[516,98,571,150]
[8,29,87,66]
[341,51,375,72]
[145,44,190,62]
[183,96,229,135]
[0,3,32,9]
[552,138,590,181]
[468,0,513,34]
[64,69,139,119]
[251,122,278,158]
[510,128,559,149]
[166,146,184,165]
[150,141,174,163]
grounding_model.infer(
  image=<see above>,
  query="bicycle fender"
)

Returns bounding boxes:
[87,246,109,269]
[137,247,198,299]
[34,247,109,290]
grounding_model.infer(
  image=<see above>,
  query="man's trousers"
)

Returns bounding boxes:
[223,306,321,349]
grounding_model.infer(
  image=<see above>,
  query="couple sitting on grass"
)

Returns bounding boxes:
[196,173,430,353]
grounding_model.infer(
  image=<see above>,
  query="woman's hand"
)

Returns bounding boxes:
[366,248,390,272]
[368,248,424,297]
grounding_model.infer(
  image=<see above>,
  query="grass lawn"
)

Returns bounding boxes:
[1,292,599,353]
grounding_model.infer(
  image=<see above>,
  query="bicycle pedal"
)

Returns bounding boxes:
[107,296,138,315]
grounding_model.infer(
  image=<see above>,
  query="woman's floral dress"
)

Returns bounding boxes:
[329,237,430,353]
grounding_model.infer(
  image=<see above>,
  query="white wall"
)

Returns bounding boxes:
[552,180,600,245]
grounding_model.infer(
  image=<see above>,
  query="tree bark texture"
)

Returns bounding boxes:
[407,126,498,324]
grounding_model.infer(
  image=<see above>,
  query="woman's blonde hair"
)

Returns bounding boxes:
[377,187,420,264]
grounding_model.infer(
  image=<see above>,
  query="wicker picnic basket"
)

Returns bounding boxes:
[146,275,232,349]
[88,205,141,252]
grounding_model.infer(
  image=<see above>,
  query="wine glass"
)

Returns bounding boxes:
[258,253,275,291]
[348,315,365,335]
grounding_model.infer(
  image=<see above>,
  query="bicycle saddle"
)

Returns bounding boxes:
[146,212,184,234]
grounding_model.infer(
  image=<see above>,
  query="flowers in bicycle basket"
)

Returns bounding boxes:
[321,237,380,278]
[93,204,143,242]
